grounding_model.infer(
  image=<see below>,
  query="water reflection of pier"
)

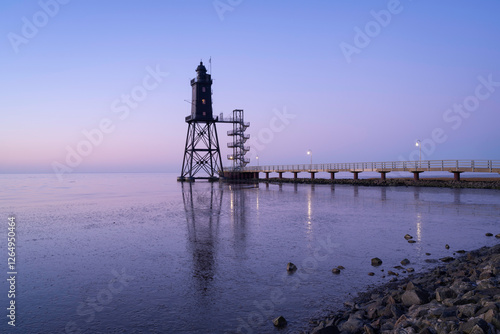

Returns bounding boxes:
[228,184,254,253]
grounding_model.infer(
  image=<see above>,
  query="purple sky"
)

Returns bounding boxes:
[1,0,499,174]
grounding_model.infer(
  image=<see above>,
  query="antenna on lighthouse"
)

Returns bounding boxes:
[209,57,212,75]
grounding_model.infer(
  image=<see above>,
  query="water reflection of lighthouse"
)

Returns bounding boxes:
[182,182,223,293]
[182,182,255,295]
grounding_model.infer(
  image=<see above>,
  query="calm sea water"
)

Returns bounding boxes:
[1,173,499,334]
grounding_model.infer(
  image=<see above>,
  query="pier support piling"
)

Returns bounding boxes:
[379,171,389,180]
[350,171,361,180]
[412,171,423,181]
[328,171,338,180]
[451,171,463,181]
[265,172,270,179]
[278,172,283,179]
[292,171,299,179]
[310,172,316,179]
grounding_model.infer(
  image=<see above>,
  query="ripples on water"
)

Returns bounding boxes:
[0,173,499,333]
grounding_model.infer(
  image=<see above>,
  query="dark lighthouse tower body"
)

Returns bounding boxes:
[178,62,223,181]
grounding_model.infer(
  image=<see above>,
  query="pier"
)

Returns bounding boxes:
[224,160,500,181]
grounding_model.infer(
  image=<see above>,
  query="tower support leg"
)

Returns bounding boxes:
[179,121,222,180]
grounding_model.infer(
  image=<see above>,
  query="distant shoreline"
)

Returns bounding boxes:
[256,177,500,190]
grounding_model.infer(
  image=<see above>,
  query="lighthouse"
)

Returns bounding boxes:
[190,61,213,121]
[178,62,223,181]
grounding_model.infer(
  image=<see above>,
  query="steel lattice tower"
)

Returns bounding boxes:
[227,109,250,170]
[178,62,223,181]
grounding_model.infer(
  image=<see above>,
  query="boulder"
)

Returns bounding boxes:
[401,258,410,265]
[485,233,493,237]
[371,258,383,266]
[339,314,364,333]
[458,304,480,318]
[311,321,340,334]
[440,256,455,262]
[363,324,375,334]
[286,262,297,272]
[483,309,500,330]
[402,282,429,306]
[435,287,457,302]
[408,240,416,244]
[365,302,382,319]
[332,268,341,274]
[458,318,489,334]
[404,234,413,240]
[402,290,429,306]
[272,315,287,327]
[478,270,494,280]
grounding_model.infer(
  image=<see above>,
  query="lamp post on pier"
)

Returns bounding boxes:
[307,149,312,170]
[415,140,421,165]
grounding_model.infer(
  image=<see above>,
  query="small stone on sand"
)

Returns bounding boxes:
[272,316,287,327]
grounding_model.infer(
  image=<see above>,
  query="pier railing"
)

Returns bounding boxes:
[224,160,500,173]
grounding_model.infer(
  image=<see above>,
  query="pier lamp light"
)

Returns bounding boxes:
[415,140,421,163]
[256,155,259,167]
[307,149,312,168]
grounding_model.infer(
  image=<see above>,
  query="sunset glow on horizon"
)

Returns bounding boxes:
[1,0,499,174]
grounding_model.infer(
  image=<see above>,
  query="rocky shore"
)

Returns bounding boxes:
[304,243,500,334]
[260,178,500,190]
